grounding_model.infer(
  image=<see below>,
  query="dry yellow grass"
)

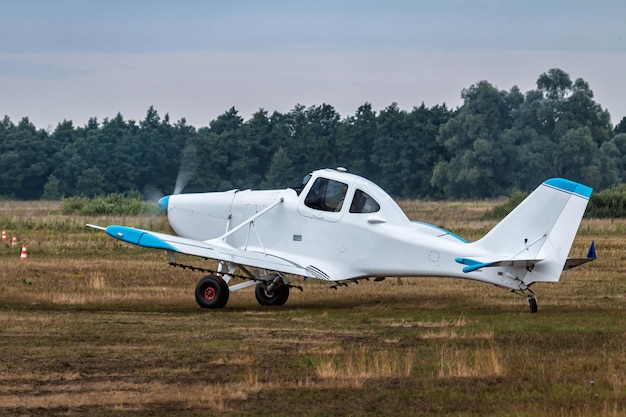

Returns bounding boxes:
[438,343,506,378]
[315,345,415,387]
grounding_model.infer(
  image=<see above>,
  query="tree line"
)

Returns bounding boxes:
[1,68,626,201]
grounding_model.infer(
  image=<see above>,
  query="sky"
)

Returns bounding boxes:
[1,0,625,130]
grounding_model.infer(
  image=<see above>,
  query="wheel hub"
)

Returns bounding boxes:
[204,287,216,300]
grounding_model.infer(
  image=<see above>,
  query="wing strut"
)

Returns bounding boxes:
[214,197,284,243]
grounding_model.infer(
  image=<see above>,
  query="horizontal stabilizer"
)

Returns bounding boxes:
[455,257,542,273]
[455,258,496,273]
[563,241,597,270]
[457,240,597,274]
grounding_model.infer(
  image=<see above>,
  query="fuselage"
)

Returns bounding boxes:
[97,168,592,311]
[160,169,507,287]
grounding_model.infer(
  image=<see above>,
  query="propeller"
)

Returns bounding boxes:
[173,143,198,195]
[143,143,200,213]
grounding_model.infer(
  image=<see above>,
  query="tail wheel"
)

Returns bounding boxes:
[527,296,538,313]
[255,283,289,306]
[195,275,229,309]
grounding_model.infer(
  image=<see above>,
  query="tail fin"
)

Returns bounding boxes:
[473,178,592,283]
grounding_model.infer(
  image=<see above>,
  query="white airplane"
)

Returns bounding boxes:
[88,167,596,313]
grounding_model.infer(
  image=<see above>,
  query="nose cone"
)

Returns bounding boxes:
[157,195,170,213]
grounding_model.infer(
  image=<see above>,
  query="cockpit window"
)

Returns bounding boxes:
[304,178,348,212]
[349,189,380,213]
[290,174,311,196]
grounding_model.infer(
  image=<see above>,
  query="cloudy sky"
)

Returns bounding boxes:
[2,0,625,130]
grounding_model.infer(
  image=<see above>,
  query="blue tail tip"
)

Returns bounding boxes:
[544,178,593,199]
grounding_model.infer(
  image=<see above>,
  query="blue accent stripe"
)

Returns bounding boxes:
[413,221,468,243]
[544,178,592,199]
[105,225,177,251]
[455,257,495,273]
[461,261,496,273]
[455,257,480,266]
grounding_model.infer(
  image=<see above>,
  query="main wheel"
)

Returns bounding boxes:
[527,296,538,313]
[195,275,229,309]
[255,283,290,306]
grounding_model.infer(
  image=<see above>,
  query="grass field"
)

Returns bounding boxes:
[0,200,624,416]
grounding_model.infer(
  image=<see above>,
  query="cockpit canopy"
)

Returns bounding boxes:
[295,168,408,224]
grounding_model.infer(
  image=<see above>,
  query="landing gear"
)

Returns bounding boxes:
[255,282,290,306]
[514,283,537,313]
[195,275,229,309]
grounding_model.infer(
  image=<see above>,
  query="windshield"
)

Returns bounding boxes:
[304,177,348,212]
[289,174,311,196]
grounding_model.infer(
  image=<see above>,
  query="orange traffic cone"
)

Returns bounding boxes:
[20,244,28,261]
[11,235,16,247]
[1,230,5,243]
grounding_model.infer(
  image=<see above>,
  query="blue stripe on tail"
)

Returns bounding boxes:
[544,178,592,199]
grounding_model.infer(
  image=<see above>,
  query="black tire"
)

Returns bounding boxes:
[195,275,229,309]
[528,297,538,313]
[255,283,289,306]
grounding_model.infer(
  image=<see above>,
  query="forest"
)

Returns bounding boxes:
[2,67,626,201]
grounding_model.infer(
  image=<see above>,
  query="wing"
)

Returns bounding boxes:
[91,225,321,278]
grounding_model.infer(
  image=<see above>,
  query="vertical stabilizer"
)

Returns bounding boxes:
[473,178,592,283]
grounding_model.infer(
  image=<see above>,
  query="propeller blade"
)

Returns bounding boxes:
[173,144,199,195]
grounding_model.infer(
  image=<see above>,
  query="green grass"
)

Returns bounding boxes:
[0,200,623,416]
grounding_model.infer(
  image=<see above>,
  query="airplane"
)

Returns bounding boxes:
[88,167,596,313]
